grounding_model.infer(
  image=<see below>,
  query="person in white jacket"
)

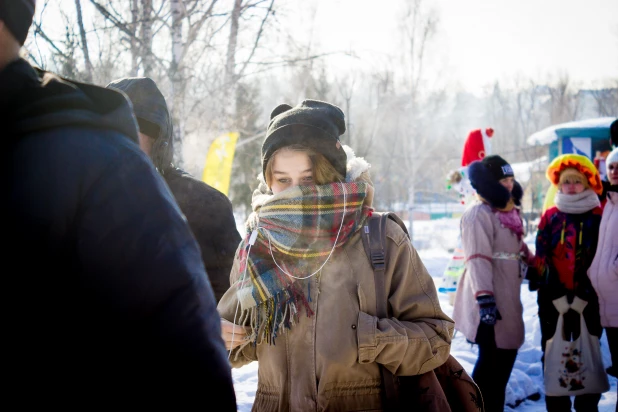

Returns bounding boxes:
[588,147,618,381]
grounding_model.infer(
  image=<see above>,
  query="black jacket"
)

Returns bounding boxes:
[1,59,236,407]
[164,167,241,302]
[107,77,241,302]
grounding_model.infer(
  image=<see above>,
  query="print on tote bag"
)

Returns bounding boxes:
[543,296,609,397]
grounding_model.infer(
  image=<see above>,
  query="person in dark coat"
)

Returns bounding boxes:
[106,77,241,303]
[0,2,236,408]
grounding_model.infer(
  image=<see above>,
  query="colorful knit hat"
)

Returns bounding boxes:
[546,154,603,195]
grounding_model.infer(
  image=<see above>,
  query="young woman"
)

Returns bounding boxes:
[452,154,532,412]
[532,154,605,412]
[217,100,454,411]
[587,147,618,381]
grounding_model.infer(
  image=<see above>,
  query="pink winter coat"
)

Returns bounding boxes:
[453,201,527,350]
[587,191,618,328]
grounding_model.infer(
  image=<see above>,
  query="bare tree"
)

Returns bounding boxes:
[337,72,356,146]
[140,0,154,76]
[588,88,618,117]
[547,74,578,123]
[81,0,277,168]
[74,0,93,82]
[399,0,438,103]
[391,0,441,241]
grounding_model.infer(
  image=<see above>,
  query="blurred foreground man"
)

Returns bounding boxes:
[0,1,236,407]
[107,76,241,303]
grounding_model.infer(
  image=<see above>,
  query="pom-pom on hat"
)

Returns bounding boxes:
[261,99,347,179]
[546,154,603,195]
[461,128,493,167]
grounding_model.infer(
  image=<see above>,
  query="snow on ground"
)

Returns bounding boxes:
[230,217,617,411]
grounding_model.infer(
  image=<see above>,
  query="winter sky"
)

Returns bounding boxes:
[287,0,618,94]
[35,0,618,95]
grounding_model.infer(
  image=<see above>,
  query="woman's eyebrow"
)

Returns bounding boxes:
[273,168,312,175]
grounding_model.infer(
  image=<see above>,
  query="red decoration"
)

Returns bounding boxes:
[461,128,493,167]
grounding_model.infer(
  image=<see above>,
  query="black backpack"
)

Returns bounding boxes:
[360,212,484,412]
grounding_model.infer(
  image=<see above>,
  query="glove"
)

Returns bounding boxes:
[477,295,500,325]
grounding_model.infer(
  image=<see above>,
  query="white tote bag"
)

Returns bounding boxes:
[544,296,610,396]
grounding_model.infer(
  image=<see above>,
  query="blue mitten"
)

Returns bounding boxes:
[477,295,500,325]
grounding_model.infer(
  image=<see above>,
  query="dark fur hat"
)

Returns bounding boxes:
[261,99,347,179]
[481,155,514,181]
[469,160,522,209]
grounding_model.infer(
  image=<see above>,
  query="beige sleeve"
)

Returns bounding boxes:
[357,219,454,376]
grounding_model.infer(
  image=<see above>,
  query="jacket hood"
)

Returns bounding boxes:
[105,77,173,173]
[0,58,138,143]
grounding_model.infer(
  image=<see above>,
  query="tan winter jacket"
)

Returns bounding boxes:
[218,218,454,411]
[452,201,526,350]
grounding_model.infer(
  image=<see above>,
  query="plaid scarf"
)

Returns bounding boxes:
[235,182,371,345]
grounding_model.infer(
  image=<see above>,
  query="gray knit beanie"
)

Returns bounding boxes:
[261,99,347,179]
[0,0,36,45]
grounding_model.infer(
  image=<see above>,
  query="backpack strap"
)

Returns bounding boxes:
[361,212,483,412]
[361,212,409,411]
[361,212,409,316]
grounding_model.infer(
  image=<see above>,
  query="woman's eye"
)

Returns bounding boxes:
[278,179,290,184]
[302,176,313,182]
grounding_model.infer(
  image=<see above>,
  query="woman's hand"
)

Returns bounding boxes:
[221,318,250,350]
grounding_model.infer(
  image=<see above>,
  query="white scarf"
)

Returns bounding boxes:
[554,189,600,214]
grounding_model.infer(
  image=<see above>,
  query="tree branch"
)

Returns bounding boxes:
[33,22,70,59]
[237,0,274,79]
[75,0,93,82]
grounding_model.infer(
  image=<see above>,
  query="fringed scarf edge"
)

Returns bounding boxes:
[238,281,315,346]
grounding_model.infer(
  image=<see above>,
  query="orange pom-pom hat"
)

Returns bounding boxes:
[546,154,603,195]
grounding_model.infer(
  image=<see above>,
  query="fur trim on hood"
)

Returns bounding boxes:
[469,160,523,209]
[343,145,371,182]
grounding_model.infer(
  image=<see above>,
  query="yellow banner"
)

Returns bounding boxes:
[202,132,239,196]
